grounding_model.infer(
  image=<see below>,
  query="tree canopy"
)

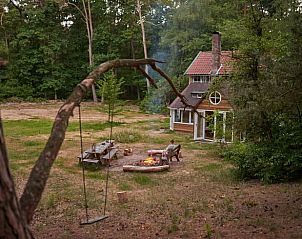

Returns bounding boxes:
[0,0,302,182]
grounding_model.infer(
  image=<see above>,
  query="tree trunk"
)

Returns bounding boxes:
[0,117,33,239]
[81,0,97,102]
[130,38,140,100]
[137,0,150,93]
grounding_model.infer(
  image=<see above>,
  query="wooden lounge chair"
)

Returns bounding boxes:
[161,144,181,163]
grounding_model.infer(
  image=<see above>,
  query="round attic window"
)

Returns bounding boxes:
[209,91,221,105]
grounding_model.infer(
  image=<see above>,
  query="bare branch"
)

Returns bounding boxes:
[87,0,93,41]
[19,58,159,224]
[136,66,158,89]
[150,63,203,117]
[9,0,23,17]
[81,0,91,41]
[19,58,203,224]
[66,1,86,21]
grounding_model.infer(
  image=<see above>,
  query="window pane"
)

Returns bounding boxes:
[209,91,221,105]
[191,112,194,123]
[175,109,181,122]
[183,111,190,123]
[193,76,200,82]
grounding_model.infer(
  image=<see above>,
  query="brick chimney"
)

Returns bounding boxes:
[211,32,221,75]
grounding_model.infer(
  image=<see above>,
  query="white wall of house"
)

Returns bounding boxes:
[169,108,174,130]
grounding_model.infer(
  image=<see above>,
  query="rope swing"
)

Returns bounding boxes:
[78,104,111,225]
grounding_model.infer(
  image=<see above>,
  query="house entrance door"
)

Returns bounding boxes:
[196,112,204,139]
[205,111,214,140]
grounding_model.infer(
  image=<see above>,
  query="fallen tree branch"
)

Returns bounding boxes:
[150,63,202,115]
[19,58,160,224]
[19,58,196,224]
[136,66,158,89]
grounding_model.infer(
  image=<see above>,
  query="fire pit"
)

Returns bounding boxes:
[123,156,169,173]
[136,156,161,166]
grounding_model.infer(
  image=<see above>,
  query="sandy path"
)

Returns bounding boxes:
[0,102,165,123]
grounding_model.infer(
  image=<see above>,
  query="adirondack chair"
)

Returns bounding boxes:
[161,144,181,164]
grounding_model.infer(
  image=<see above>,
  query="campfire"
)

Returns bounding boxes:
[123,154,170,172]
[135,156,160,166]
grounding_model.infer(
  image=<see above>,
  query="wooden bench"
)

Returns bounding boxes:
[101,148,119,164]
[82,158,100,164]
[77,152,90,162]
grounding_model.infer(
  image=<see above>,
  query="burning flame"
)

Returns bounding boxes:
[143,157,158,166]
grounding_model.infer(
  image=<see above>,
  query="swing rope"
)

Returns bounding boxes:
[78,103,110,225]
[103,100,113,216]
[78,104,89,222]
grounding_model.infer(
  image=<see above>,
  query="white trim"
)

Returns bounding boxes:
[174,122,194,125]
[216,64,223,74]
[213,114,217,140]
[223,112,226,142]
[170,109,174,130]
[171,108,234,143]
[194,110,205,140]
[193,112,198,140]
[232,113,234,142]
[209,91,222,105]
[202,112,205,140]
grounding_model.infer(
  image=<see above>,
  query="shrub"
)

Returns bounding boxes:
[222,138,302,183]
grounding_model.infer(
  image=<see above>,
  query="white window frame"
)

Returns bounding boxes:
[191,92,203,98]
[192,75,211,83]
[209,91,221,105]
[174,109,194,124]
[192,75,201,82]
[174,109,181,122]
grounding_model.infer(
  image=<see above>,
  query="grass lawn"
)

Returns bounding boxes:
[2,102,302,239]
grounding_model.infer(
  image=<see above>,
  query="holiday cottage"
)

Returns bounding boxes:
[168,32,234,142]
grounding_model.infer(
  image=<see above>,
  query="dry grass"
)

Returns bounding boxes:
[2,102,302,239]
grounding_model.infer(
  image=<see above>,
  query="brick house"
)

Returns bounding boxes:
[168,32,234,142]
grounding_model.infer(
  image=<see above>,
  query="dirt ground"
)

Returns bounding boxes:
[0,101,164,123]
[2,102,302,239]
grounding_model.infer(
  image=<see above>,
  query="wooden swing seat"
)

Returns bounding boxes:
[80,215,109,225]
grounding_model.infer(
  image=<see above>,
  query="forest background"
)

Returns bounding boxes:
[1,0,302,183]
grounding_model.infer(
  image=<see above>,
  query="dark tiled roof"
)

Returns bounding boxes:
[184,51,233,75]
[169,82,209,108]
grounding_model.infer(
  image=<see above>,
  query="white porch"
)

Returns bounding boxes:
[193,110,233,143]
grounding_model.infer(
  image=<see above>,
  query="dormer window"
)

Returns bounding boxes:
[192,75,211,83]
[191,92,203,99]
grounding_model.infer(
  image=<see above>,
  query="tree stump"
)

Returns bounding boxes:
[117,191,128,203]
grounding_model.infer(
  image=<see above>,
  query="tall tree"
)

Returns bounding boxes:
[160,0,216,76]
[137,0,150,92]
[66,0,97,102]
[219,0,302,141]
